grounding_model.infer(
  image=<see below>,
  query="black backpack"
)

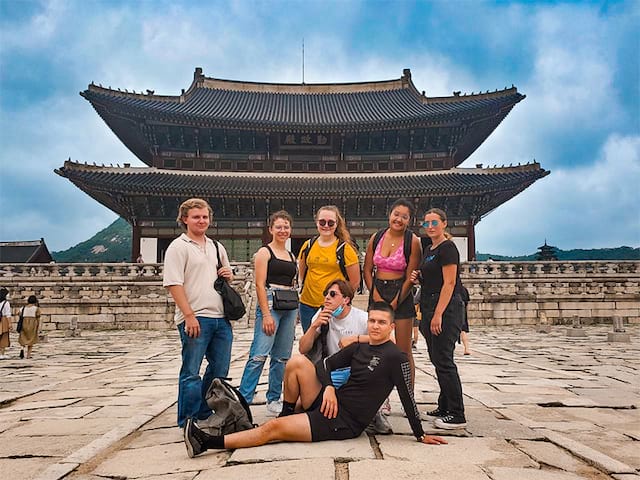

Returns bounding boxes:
[201,378,254,435]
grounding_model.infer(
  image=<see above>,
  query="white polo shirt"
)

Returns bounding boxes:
[162,233,231,324]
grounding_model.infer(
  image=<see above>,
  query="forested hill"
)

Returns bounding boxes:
[52,217,131,263]
[51,217,639,262]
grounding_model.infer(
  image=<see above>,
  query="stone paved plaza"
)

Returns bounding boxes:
[0,324,638,480]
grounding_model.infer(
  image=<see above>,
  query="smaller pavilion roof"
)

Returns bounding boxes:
[0,239,53,263]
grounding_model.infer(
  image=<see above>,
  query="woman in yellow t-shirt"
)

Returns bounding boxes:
[297,205,360,332]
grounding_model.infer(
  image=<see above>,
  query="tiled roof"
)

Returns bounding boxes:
[56,161,548,198]
[81,69,524,129]
[0,239,53,263]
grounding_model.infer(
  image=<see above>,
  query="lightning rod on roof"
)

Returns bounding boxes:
[302,38,305,84]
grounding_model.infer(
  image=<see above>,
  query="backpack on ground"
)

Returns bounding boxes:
[201,378,254,435]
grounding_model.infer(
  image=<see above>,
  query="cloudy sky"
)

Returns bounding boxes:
[1,0,638,255]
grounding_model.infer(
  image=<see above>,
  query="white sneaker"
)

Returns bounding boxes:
[0,354,9,360]
[266,400,283,416]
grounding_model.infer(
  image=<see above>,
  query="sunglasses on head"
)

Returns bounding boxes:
[422,220,440,228]
[323,290,340,298]
[318,219,336,227]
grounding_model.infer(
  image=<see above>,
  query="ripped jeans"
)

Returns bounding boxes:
[239,292,298,404]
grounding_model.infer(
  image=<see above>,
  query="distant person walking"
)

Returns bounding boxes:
[239,210,299,416]
[18,295,41,359]
[163,198,234,428]
[0,288,11,359]
[298,205,360,332]
[411,208,466,429]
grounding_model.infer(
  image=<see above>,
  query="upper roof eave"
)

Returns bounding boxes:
[56,159,547,178]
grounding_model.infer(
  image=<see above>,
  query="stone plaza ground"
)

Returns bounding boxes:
[0,324,638,480]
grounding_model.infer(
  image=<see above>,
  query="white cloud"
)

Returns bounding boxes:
[0,0,68,50]
[476,133,640,255]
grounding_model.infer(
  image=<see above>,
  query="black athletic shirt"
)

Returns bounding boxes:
[419,239,461,294]
[316,340,424,440]
[264,246,297,287]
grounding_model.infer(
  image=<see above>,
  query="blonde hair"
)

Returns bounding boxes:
[425,208,452,240]
[315,205,353,245]
[177,198,213,229]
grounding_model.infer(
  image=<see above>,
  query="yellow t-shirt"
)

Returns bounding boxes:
[298,238,359,307]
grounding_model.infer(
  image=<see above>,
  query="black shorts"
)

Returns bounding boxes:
[306,407,359,442]
[305,387,359,442]
[370,278,416,319]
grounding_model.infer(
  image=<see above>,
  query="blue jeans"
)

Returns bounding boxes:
[299,302,319,333]
[239,294,297,404]
[177,316,233,428]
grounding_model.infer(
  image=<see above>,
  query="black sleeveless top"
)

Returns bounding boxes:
[265,246,297,287]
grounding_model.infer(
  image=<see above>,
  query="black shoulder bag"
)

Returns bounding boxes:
[17,306,25,333]
[213,241,246,321]
[265,246,299,311]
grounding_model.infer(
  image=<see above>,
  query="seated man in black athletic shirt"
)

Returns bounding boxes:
[183,302,447,456]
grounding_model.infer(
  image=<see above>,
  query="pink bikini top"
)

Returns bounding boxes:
[373,231,407,274]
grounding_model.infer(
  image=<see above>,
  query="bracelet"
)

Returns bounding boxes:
[417,434,426,442]
[357,335,360,343]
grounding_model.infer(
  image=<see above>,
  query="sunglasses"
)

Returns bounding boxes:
[323,290,340,298]
[318,219,336,227]
[422,220,440,228]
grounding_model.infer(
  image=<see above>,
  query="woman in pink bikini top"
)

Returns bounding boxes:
[363,198,422,384]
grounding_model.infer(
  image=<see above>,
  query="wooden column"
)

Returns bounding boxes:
[132,223,141,262]
[466,220,476,261]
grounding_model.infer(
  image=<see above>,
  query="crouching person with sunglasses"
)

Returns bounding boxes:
[278,280,368,417]
[183,302,447,457]
[297,206,361,333]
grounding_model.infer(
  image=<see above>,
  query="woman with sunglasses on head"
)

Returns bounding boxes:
[363,198,422,385]
[410,208,466,430]
[298,206,360,333]
[239,211,298,416]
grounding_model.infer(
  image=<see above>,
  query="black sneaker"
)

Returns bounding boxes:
[184,417,207,457]
[19,349,24,359]
[433,414,467,429]
[425,408,447,417]
[365,411,393,435]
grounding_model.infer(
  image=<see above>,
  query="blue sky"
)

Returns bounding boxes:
[1,0,638,255]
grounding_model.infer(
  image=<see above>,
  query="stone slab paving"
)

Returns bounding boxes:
[0,325,638,479]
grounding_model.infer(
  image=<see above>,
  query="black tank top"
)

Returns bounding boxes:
[265,246,297,287]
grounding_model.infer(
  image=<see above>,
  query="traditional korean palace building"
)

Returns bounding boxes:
[56,68,548,262]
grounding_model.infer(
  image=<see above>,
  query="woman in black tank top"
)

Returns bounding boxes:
[239,211,298,416]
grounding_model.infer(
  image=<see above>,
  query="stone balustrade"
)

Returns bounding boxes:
[0,262,253,331]
[0,261,638,329]
[460,261,639,326]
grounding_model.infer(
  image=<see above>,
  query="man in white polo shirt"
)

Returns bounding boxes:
[163,198,234,428]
